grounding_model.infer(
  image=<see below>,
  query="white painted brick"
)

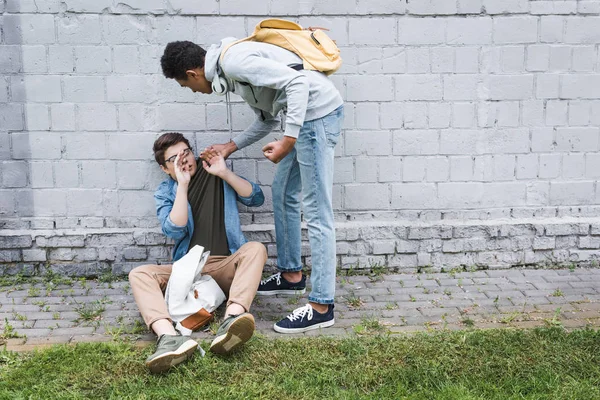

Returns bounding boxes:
[380,103,403,129]
[349,18,396,45]
[21,46,47,73]
[539,154,561,178]
[472,155,494,182]
[536,74,560,99]
[118,191,155,217]
[592,102,600,126]
[63,132,107,159]
[496,101,520,127]
[555,127,600,152]
[450,156,473,181]
[398,18,446,45]
[77,104,117,131]
[0,79,8,103]
[546,100,569,126]
[572,46,596,72]
[516,154,538,179]
[169,0,218,14]
[443,75,480,100]
[51,104,75,131]
[447,17,492,44]
[402,156,426,182]
[298,17,349,47]
[493,155,516,181]
[526,182,549,205]
[565,17,600,44]
[396,75,442,101]
[540,16,564,43]
[6,0,61,12]
[382,48,406,74]
[391,183,438,209]
[403,103,428,129]
[550,181,595,205]
[160,77,196,103]
[64,77,105,103]
[455,47,479,73]
[0,46,21,74]
[355,158,378,183]
[3,14,55,44]
[11,132,61,160]
[347,76,394,101]
[58,15,101,44]
[0,105,24,132]
[2,161,28,188]
[561,75,600,99]
[493,17,538,44]
[345,131,391,156]
[11,76,62,103]
[440,128,529,155]
[440,182,527,208]
[54,161,79,188]
[426,157,449,182]
[220,0,268,14]
[585,154,600,178]
[62,0,108,13]
[107,76,157,103]
[522,100,545,127]
[356,0,407,14]
[75,46,111,73]
[562,154,585,179]
[458,0,482,14]
[139,45,160,74]
[117,161,154,189]
[501,46,525,72]
[526,45,550,71]
[480,46,501,73]
[102,16,152,45]
[48,46,74,73]
[18,189,67,217]
[568,101,591,126]
[118,105,158,132]
[345,184,389,210]
[108,133,159,160]
[30,161,53,188]
[408,0,457,15]
[25,104,50,131]
[429,103,451,129]
[67,189,103,217]
[486,75,534,100]
[378,157,402,183]
[548,45,571,71]
[113,46,140,73]
[356,48,382,74]
[155,17,196,44]
[355,103,379,130]
[430,47,454,73]
[334,157,354,184]
[159,104,206,131]
[393,130,439,155]
[81,161,116,188]
[452,102,476,128]
[406,48,430,73]
[579,1,600,14]
[196,17,247,47]
[483,0,528,14]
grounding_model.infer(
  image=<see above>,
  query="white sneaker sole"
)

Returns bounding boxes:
[145,339,198,374]
[273,319,335,334]
[209,314,255,355]
[256,288,306,296]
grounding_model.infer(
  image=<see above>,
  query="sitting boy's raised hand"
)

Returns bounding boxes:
[201,150,228,178]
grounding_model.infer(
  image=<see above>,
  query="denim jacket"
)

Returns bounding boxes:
[154,176,264,261]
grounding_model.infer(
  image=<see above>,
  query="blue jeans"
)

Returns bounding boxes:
[272,105,344,304]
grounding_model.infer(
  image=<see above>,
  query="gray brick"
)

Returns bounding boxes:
[2,161,28,188]
[11,76,61,103]
[36,235,84,248]
[0,104,24,131]
[22,249,47,262]
[3,14,55,44]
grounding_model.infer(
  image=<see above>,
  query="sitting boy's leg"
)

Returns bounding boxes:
[129,264,198,373]
[202,242,267,354]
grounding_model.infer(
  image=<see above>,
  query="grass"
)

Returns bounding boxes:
[1,328,599,399]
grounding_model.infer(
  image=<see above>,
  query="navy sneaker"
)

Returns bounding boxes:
[256,272,306,296]
[273,304,335,334]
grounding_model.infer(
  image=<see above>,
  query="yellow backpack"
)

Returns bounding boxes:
[220,19,342,76]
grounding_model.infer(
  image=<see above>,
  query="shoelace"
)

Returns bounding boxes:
[260,272,282,286]
[286,304,313,322]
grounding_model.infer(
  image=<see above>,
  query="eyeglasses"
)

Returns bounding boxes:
[164,148,192,164]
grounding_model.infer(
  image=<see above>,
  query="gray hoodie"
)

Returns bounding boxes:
[204,38,343,150]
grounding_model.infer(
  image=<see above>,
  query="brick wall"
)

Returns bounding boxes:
[1,0,600,275]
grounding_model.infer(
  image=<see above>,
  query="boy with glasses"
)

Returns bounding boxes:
[129,132,267,373]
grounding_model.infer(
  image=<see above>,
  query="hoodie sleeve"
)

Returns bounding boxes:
[221,51,309,141]
[232,107,280,151]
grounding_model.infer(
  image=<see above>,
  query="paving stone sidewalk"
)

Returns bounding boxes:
[2,268,600,351]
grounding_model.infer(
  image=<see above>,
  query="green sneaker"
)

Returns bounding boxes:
[145,334,198,374]
[209,313,255,355]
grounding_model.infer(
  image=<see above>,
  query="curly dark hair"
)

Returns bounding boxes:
[160,41,207,80]
[153,132,192,165]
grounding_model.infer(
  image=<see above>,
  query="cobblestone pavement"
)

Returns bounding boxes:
[2,268,600,351]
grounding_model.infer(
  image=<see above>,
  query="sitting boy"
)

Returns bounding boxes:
[129,132,267,373]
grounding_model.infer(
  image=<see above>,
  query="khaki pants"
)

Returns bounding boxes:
[129,242,267,329]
